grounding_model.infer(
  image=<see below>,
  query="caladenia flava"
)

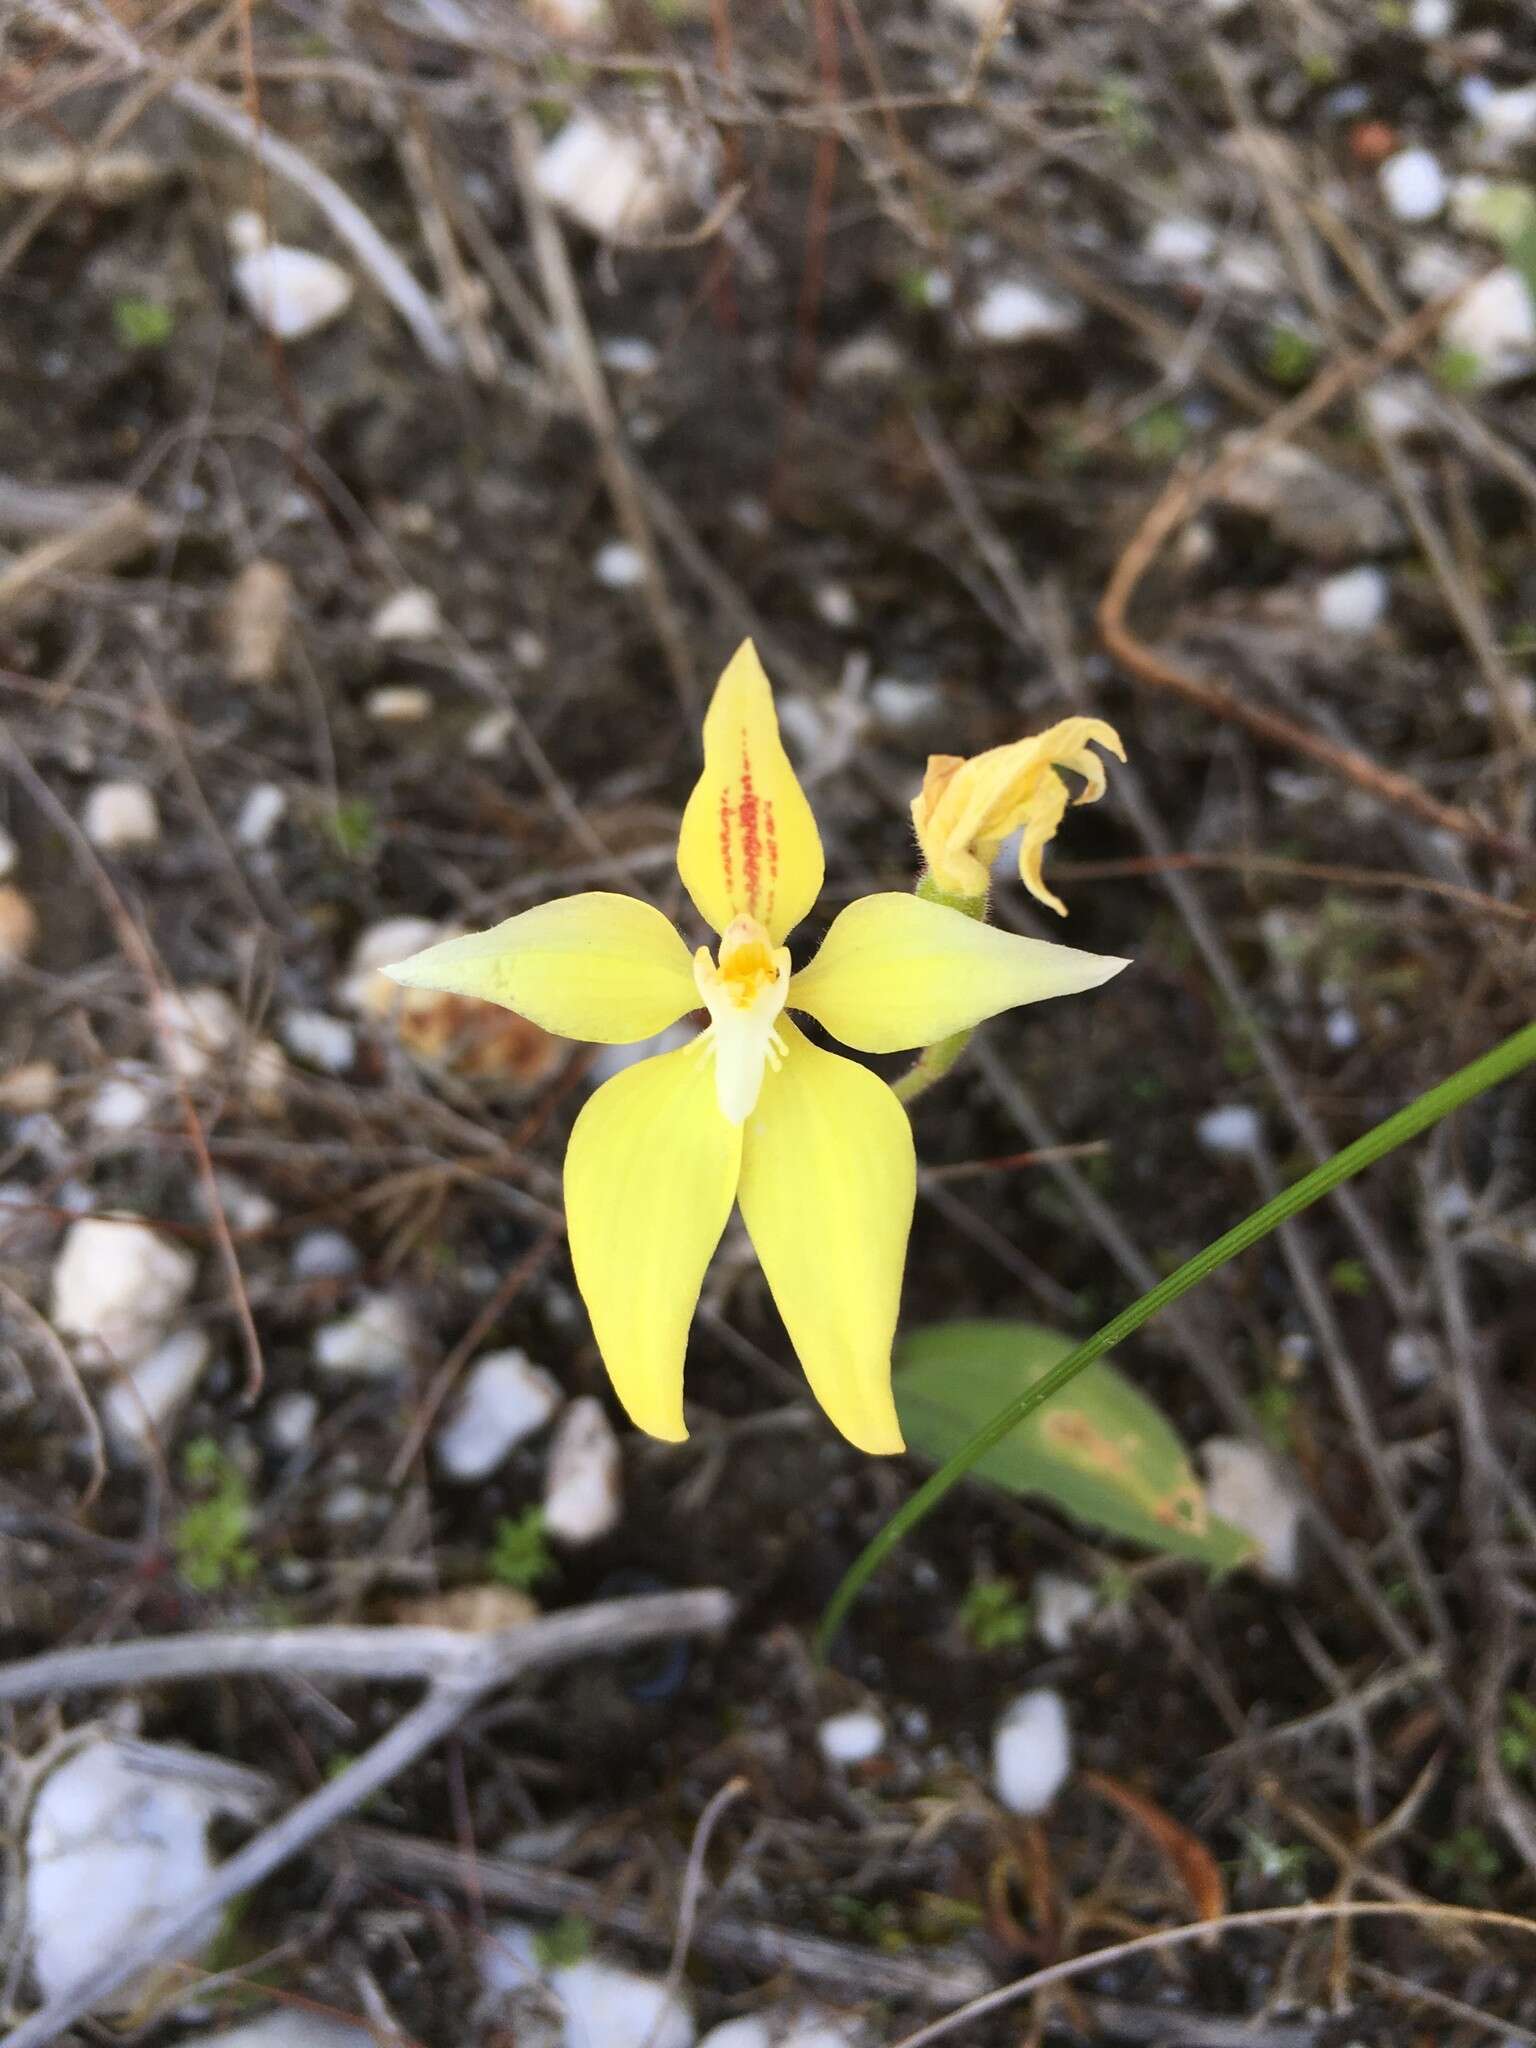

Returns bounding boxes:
[385,644,1127,1453]
[897,716,1127,1105]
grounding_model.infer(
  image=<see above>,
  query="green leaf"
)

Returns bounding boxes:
[113,295,174,349]
[895,1320,1254,1569]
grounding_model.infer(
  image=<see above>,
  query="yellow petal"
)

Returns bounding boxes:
[911,717,1125,911]
[738,1022,913,1453]
[677,641,824,944]
[789,892,1128,1054]
[383,893,697,1044]
[565,1044,742,1441]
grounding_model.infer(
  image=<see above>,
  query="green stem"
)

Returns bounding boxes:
[896,874,988,1108]
[817,1017,1536,1660]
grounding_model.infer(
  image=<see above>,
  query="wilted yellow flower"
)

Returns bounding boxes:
[912,718,1126,914]
[385,647,1127,1454]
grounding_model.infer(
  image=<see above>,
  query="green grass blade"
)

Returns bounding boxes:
[816,1018,1536,1659]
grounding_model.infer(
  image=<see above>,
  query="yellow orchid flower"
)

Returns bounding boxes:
[385,644,1127,1454]
[912,717,1126,915]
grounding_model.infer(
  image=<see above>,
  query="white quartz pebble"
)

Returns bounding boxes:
[51,1216,196,1369]
[1442,267,1536,388]
[1201,1438,1303,1582]
[83,780,159,850]
[1316,564,1388,635]
[369,586,441,642]
[281,1010,356,1074]
[816,1708,886,1766]
[26,1739,259,2011]
[102,1327,212,1459]
[992,1688,1072,1816]
[1379,148,1446,222]
[435,1349,563,1481]
[971,275,1082,344]
[1196,1104,1263,1158]
[313,1291,415,1377]
[229,213,353,339]
[543,1396,623,1543]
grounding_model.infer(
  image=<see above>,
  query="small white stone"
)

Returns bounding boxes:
[1316,564,1388,635]
[160,985,242,1081]
[236,782,287,847]
[242,1037,289,1111]
[1324,1006,1360,1050]
[1201,1438,1303,1582]
[992,1688,1072,1816]
[514,630,548,669]
[26,1738,259,2012]
[543,1396,623,1544]
[816,1708,886,1766]
[868,677,941,730]
[1431,1179,1474,1226]
[1470,85,1536,159]
[812,582,858,629]
[90,1071,157,1133]
[823,331,904,383]
[599,335,660,375]
[549,1957,695,2048]
[593,540,646,588]
[1379,148,1447,223]
[1034,1571,1097,1652]
[1197,1104,1263,1158]
[435,1349,564,1481]
[698,2022,773,2048]
[228,215,354,340]
[1388,1330,1441,1389]
[313,1291,415,1377]
[1409,0,1453,33]
[369,586,441,642]
[1144,215,1217,270]
[187,2013,378,2048]
[342,916,447,1014]
[281,1010,356,1074]
[291,1228,360,1280]
[83,780,159,850]
[535,107,705,242]
[468,708,515,757]
[0,824,16,880]
[971,275,1083,344]
[265,1388,319,1452]
[51,1216,197,1369]
[1442,266,1536,388]
[103,1327,212,1459]
[321,1482,373,1527]
[1361,375,1432,441]
[365,684,432,723]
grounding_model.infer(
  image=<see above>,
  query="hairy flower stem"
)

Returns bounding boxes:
[895,874,988,1108]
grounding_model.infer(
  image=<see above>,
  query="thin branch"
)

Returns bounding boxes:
[1,1590,731,2046]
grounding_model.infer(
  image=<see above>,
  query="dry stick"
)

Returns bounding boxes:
[654,1774,749,2034]
[1055,849,1536,929]
[912,409,1417,1322]
[331,1823,991,2009]
[1424,1144,1536,1882]
[0,1589,732,2048]
[1096,281,1530,869]
[505,107,699,720]
[0,1279,105,1508]
[0,718,267,1404]
[29,0,460,371]
[0,492,158,623]
[887,1900,1536,2048]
